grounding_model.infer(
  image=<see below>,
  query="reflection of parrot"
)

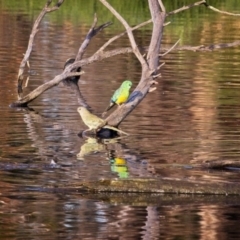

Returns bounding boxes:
[77,137,105,160]
[102,80,132,116]
[77,107,128,135]
[110,157,129,179]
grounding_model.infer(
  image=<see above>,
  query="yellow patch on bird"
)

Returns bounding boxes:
[115,93,129,105]
[113,158,127,165]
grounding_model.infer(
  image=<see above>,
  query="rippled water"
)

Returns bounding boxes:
[1,0,240,239]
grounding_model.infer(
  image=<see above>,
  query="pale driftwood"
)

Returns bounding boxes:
[167,0,206,16]
[206,4,240,16]
[17,0,64,98]
[12,14,112,107]
[10,72,83,107]
[75,14,112,61]
[101,0,165,127]
[99,0,146,66]
[95,19,152,54]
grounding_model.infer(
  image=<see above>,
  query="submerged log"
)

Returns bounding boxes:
[44,178,240,195]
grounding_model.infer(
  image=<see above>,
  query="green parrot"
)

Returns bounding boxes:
[102,80,132,116]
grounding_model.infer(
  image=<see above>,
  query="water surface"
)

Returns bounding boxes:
[1,0,240,239]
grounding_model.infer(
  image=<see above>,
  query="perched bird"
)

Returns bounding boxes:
[78,107,104,131]
[102,80,132,116]
[77,107,128,135]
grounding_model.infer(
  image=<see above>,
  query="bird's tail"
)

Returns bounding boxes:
[102,102,115,117]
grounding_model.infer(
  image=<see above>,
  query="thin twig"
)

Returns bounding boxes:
[158,0,165,12]
[160,39,180,57]
[96,20,172,55]
[157,62,165,71]
[206,4,240,16]
[96,19,152,54]
[167,0,206,16]
[17,0,65,98]
[75,14,112,61]
[167,0,240,17]
[99,0,147,66]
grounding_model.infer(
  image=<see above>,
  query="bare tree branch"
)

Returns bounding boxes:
[99,0,147,67]
[96,19,152,54]
[205,3,240,16]
[75,14,112,61]
[167,0,240,17]
[104,0,166,127]
[17,0,65,98]
[147,0,166,72]
[167,0,206,16]
[11,72,83,107]
[158,0,165,12]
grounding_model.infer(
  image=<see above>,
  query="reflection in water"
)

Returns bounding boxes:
[77,137,106,160]
[110,157,129,179]
[77,137,137,179]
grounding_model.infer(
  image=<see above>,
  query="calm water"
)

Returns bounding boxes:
[1,0,240,239]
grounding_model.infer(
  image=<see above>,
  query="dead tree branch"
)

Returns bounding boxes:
[99,0,147,67]
[167,0,240,17]
[17,0,64,98]
[100,0,166,127]
[12,0,240,113]
[205,3,240,16]
[10,72,83,107]
[75,14,112,61]
[12,13,112,108]
[96,19,152,54]
[167,0,206,16]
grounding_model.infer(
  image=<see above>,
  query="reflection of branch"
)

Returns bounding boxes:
[17,0,64,98]
[103,0,166,127]
[160,39,180,57]
[172,41,240,52]
[63,58,90,109]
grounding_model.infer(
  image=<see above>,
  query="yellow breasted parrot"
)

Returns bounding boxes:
[102,80,132,116]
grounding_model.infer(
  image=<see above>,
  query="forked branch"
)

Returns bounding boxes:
[99,0,147,67]
[100,0,166,127]
[17,0,65,98]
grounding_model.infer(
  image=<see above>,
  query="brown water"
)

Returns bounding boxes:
[1,0,240,239]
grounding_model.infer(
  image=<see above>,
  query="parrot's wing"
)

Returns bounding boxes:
[111,87,121,103]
